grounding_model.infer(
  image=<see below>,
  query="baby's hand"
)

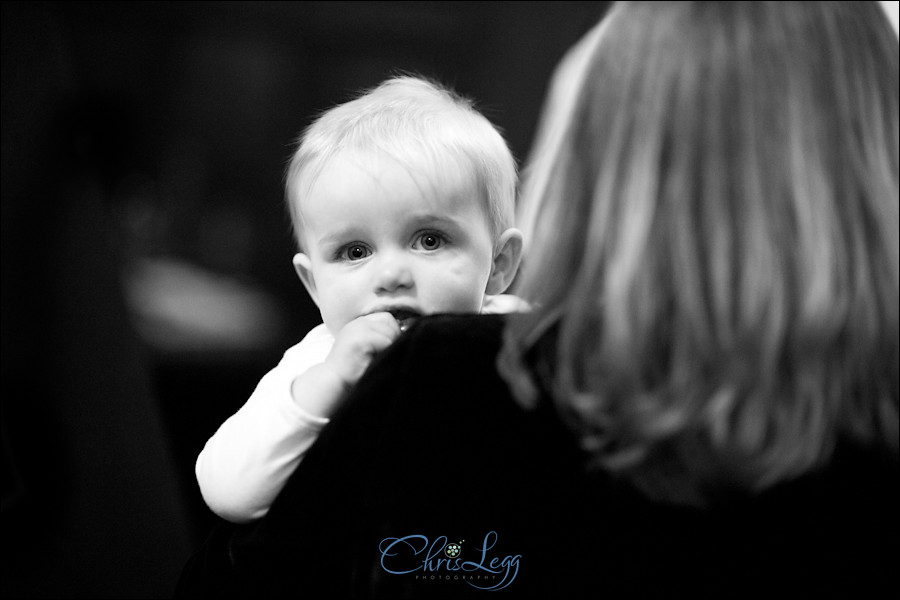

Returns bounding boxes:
[324,313,401,388]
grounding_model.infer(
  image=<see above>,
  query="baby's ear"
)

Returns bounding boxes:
[292,253,320,307]
[486,228,524,295]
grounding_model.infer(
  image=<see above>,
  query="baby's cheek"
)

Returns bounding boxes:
[435,273,489,312]
[319,289,359,333]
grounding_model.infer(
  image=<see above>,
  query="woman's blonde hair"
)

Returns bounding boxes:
[500,1,899,504]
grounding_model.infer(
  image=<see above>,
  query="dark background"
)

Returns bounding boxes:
[1,1,609,597]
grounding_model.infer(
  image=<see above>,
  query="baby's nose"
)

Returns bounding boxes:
[374,254,414,293]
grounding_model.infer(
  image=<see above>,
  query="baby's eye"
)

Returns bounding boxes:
[343,244,371,261]
[416,232,444,251]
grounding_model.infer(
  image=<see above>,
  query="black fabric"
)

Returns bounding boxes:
[177,314,898,598]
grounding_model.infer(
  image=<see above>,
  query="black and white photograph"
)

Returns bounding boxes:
[2,1,898,598]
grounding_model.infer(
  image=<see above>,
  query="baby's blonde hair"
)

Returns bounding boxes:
[501,1,899,504]
[284,75,517,251]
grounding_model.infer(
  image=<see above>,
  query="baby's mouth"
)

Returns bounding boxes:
[388,309,420,332]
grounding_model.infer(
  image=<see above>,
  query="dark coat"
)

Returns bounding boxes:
[177,314,898,599]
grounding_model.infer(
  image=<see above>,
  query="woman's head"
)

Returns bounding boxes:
[503,1,898,502]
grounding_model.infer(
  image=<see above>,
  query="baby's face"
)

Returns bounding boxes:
[295,151,495,334]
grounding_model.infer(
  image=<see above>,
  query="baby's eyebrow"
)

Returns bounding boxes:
[312,213,469,250]
[407,213,465,230]
[315,228,366,248]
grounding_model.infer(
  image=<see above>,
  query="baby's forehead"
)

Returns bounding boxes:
[294,148,492,236]
[310,148,484,205]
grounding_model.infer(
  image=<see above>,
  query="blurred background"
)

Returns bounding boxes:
[1,1,609,597]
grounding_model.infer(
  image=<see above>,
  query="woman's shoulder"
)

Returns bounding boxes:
[387,313,508,373]
[325,313,520,431]
[403,313,507,343]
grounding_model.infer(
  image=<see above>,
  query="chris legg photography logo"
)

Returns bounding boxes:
[378,531,521,591]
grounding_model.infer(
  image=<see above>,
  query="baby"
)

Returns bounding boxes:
[195,76,525,523]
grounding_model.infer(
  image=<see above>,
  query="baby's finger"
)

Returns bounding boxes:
[370,320,402,347]
[361,312,402,337]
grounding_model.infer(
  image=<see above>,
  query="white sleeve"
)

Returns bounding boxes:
[195,324,334,523]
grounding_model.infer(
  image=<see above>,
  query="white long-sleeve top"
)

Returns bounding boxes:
[195,294,527,523]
